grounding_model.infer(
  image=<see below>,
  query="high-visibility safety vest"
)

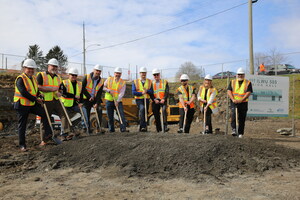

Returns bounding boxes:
[14,73,38,106]
[61,79,82,107]
[104,77,126,101]
[177,85,195,108]
[198,85,218,113]
[153,79,167,100]
[83,74,104,99]
[232,79,251,102]
[133,78,152,99]
[259,64,265,72]
[38,72,61,101]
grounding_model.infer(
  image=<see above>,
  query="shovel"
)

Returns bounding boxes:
[94,106,103,134]
[79,105,89,135]
[114,99,123,125]
[202,109,207,134]
[183,109,187,133]
[58,98,72,126]
[160,104,165,133]
[43,102,62,145]
[235,106,239,136]
[144,94,148,123]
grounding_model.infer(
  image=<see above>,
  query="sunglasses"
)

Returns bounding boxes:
[70,74,78,77]
[181,80,188,82]
[153,74,160,76]
[237,74,244,76]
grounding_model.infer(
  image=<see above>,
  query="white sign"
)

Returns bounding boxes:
[247,75,289,117]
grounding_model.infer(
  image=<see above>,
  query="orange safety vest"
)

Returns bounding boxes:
[177,85,195,108]
[259,64,265,72]
[232,79,251,102]
[83,74,104,99]
[153,79,167,99]
[133,78,152,99]
[104,77,126,101]
[198,85,218,113]
[61,79,82,107]
[38,72,61,101]
[13,73,38,106]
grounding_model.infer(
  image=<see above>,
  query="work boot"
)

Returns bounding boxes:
[238,134,243,138]
[232,129,237,137]
[164,127,169,132]
[140,128,147,132]
[177,128,183,133]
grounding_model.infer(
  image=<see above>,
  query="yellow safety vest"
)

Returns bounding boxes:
[61,79,82,107]
[177,85,195,108]
[83,74,104,99]
[198,85,218,113]
[38,72,61,101]
[14,73,38,106]
[232,79,251,102]
[153,79,167,99]
[133,78,152,99]
[104,77,126,101]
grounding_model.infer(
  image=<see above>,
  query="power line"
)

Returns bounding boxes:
[85,2,247,53]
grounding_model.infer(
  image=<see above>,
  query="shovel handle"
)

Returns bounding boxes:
[58,98,72,126]
[114,100,123,125]
[183,109,187,132]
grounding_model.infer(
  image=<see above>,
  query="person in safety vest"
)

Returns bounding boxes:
[14,59,53,151]
[197,74,218,134]
[132,67,154,132]
[59,67,83,140]
[227,67,253,138]
[37,58,68,145]
[176,74,196,133]
[81,64,104,134]
[150,68,169,132]
[259,63,265,75]
[103,67,129,133]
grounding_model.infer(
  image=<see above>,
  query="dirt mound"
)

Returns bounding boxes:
[38,133,300,180]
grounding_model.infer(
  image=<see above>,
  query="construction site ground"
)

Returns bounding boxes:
[0,119,300,199]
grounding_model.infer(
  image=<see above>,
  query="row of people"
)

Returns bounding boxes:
[14,58,252,152]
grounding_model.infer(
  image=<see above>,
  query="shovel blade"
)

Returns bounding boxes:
[52,137,62,145]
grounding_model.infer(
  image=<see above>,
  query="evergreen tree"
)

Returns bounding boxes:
[25,44,45,71]
[45,46,68,73]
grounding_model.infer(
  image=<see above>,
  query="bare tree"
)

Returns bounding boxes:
[176,61,202,81]
[267,48,288,67]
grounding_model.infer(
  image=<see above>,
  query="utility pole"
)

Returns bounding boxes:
[83,22,86,75]
[249,0,258,75]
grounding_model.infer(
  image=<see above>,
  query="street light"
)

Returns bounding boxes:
[83,43,101,75]
[249,0,258,75]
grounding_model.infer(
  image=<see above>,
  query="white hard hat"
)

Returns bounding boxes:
[152,68,160,75]
[139,67,147,73]
[47,58,59,67]
[204,74,213,80]
[94,64,103,71]
[23,59,37,69]
[237,67,245,74]
[180,74,189,80]
[114,67,122,73]
[68,68,78,75]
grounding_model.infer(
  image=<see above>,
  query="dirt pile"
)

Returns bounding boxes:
[38,133,300,180]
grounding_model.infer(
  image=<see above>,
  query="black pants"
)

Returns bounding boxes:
[152,102,167,132]
[14,102,52,148]
[203,106,213,133]
[82,100,102,131]
[179,107,195,133]
[230,102,248,135]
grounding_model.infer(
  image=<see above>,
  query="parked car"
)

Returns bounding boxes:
[262,64,300,75]
[213,71,236,79]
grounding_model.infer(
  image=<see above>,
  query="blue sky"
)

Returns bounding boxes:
[0,0,299,78]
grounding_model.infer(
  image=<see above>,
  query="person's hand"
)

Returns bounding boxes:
[160,99,165,104]
[75,95,80,100]
[89,97,94,102]
[36,98,43,104]
[114,101,119,107]
[154,99,160,104]
[51,87,58,92]
[236,99,243,104]
[142,90,147,95]
[184,106,188,112]
[204,106,208,112]
[186,101,191,105]
[93,104,98,108]
[78,103,83,108]
[201,99,207,104]
[56,92,62,97]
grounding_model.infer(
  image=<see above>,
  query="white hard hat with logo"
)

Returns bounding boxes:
[68,68,78,75]
[47,58,59,67]
[23,59,37,69]
[114,67,122,73]
[180,74,189,80]
[237,67,245,74]
[139,67,147,73]
[152,68,160,75]
[94,64,103,71]
[204,74,213,80]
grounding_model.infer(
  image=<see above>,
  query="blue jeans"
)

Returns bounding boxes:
[82,100,102,131]
[106,101,127,132]
[136,99,150,129]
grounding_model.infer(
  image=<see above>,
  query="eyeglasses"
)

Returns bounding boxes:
[70,74,77,77]
[181,80,188,82]
[153,74,159,76]
[237,74,244,76]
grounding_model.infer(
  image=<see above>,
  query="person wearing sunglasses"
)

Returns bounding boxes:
[227,67,253,138]
[150,68,169,133]
[177,74,196,133]
[197,74,218,134]
[59,67,83,140]
[37,58,67,145]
